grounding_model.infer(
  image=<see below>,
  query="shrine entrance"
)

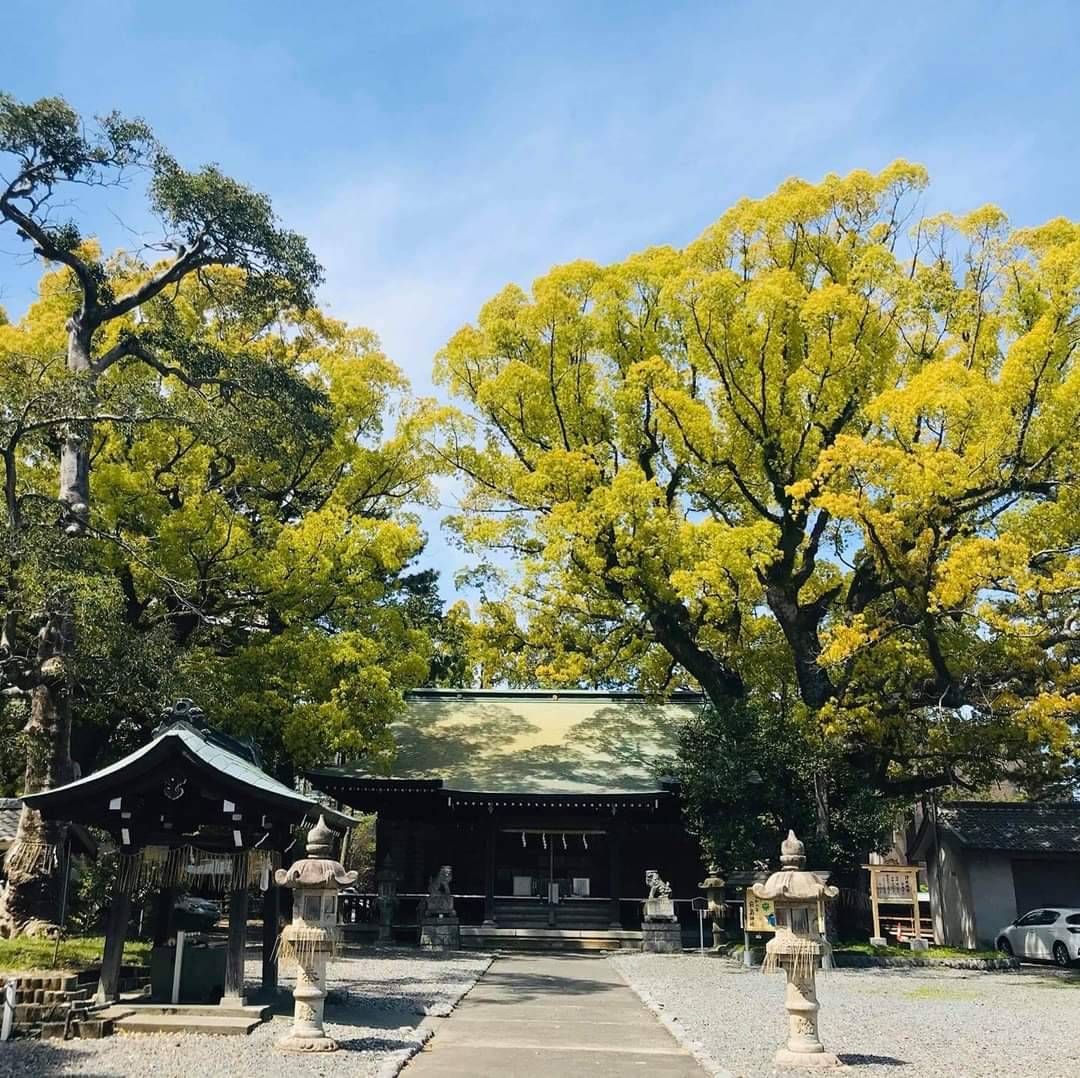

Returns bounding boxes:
[496,828,610,901]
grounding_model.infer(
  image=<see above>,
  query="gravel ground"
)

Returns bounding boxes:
[0,948,492,1078]
[610,953,1080,1078]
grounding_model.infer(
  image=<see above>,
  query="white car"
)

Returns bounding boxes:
[996,908,1080,967]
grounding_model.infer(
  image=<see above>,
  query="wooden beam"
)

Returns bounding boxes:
[609,826,623,927]
[223,857,249,1006]
[483,816,497,925]
[261,883,279,996]
[95,890,132,1004]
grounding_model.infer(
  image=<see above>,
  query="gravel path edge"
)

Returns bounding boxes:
[389,952,495,1077]
[610,957,735,1078]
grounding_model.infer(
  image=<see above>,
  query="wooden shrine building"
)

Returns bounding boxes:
[22,699,352,1006]
[308,689,706,946]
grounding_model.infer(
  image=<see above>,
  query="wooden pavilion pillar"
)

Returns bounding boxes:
[261,882,280,995]
[483,816,497,924]
[223,855,249,1006]
[95,888,132,1004]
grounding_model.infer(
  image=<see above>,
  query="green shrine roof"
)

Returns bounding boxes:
[23,707,354,832]
[318,689,704,795]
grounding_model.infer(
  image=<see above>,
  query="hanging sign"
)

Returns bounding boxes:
[744,891,777,932]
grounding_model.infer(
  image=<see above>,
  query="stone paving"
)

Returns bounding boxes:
[403,953,705,1077]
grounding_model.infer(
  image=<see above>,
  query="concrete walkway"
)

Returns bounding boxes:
[404,953,705,1077]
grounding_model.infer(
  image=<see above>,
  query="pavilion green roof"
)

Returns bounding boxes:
[330,689,704,795]
[23,718,355,832]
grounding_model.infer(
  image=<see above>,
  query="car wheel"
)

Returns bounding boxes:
[1052,941,1071,968]
[997,938,1013,956]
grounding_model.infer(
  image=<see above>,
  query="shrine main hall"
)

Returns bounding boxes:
[307,688,707,945]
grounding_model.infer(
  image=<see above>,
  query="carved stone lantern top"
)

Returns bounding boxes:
[752,831,838,904]
[752,831,837,978]
[274,815,358,890]
[699,862,726,890]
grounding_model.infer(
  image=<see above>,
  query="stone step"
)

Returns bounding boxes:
[462,926,643,953]
[115,1002,271,1020]
[116,1013,263,1036]
[41,1016,114,1040]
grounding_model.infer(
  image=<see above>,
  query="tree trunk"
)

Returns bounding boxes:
[648,601,744,708]
[0,608,76,936]
[0,325,93,936]
[765,584,833,711]
[59,322,93,536]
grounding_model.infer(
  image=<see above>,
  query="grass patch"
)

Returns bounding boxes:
[0,935,151,973]
[902,986,980,1001]
[835,940,1004,960]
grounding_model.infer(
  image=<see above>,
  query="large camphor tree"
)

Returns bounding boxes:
[438,163,1080,856]
[0,93,441,933]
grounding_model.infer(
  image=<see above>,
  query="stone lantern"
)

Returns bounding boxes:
[698,864,726,949]
[751,831,840,1069]
[274,815,358,1053]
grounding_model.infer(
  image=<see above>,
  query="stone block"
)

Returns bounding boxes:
[76,1018,113,1039]
[40,1021,68,1040]
[420,916,461,950]
[869,936,888,948]
[60,975,79,992]
[644,896,676,921]
[909,938,929,952]
[642,921,682,954]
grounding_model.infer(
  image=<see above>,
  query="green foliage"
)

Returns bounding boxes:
[439,162,1080,807]
[0,934,150,973]
[66,840,155,936]
[672,700,898,872]
[835,941,1003,960]
[344,815,377,891]
[0,263,447,775]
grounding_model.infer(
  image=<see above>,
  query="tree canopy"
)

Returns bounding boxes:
[0,260,445,780]
[0,92,450,930]
[438,162,1080,812]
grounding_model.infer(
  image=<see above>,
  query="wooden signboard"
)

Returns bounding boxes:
[744,892,777,932]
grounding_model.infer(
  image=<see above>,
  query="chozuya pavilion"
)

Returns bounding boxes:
[307,688,706,948]
[22,699,352,1009]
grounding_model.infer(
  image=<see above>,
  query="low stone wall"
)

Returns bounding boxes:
[833,953,1019,971]
[720,946,1019,972]
[0,966,149,1039]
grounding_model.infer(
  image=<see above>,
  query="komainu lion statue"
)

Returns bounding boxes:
[645,869,672,900]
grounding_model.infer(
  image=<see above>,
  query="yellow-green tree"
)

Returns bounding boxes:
[0,92,445,931]
[438,162,1079,819]
[0,256,445,929]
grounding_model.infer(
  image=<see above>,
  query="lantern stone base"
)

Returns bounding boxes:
[774,1048,841,1068]
[420,915,460,950]
[641,920,682,953]
[276,1032,339,1053]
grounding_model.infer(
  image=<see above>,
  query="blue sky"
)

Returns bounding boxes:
[2,0,1079,597]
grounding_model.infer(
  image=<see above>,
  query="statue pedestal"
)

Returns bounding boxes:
[420,914,460,950]
[641,919,682,953]
[644,896,675,920]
